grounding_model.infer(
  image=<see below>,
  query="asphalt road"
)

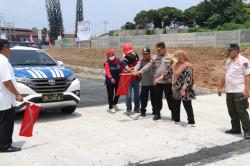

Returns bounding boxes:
[77,77,211,108]
[78,77,250,166]
[78,77,125,108]
[138,140,250,166]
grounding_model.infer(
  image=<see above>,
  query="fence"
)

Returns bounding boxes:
[55,29,250,48]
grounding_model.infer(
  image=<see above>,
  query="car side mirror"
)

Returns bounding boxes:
[57,61,64,66]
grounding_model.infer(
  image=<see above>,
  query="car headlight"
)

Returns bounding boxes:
[15,76,32,86]
[67,75,76,85]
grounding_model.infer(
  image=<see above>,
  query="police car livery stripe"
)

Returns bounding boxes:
[57,69,64,77]
[49,69,57,78]
[54,69,61,77]
[14,67,71,79]
[35,70,48,78]
[27,70,38,78]
[32,70,43,78]
[27,70,48,79]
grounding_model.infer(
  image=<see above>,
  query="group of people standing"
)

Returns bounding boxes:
[104,42,250,139]
[104,42,196,126]
[1,38,250,155]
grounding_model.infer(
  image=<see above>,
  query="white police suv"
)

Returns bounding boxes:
[9,46,80,114]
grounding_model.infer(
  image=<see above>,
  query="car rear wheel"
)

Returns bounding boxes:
[61,106,77,114]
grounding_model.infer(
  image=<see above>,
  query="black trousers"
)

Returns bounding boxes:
[140,86,156,113]
[106,83,120,109]
[154,83,174,117]
[0,107,15,150]
[172,99,195,124]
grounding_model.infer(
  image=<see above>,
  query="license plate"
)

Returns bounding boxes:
[42,93,64,102]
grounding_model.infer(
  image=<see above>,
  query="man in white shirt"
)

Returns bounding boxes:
[0,39,23,152]
[218,44,250,139]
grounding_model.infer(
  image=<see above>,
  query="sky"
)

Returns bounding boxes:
[0,0,249,36]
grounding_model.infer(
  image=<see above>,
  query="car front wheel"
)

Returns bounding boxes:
[61,106,77,114]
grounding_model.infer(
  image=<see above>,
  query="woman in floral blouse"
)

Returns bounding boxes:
[154,50,195,126]
[171,50,195,126]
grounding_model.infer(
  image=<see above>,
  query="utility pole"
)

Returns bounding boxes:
[0,13,3,38]
[104,20,108,34]
[4,21,13,41]
[10,22,15,40]
[4,21,7,40]
[12,22,16,39]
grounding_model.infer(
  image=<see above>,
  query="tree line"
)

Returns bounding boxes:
[45,0,84,40]
[122,0,250,31]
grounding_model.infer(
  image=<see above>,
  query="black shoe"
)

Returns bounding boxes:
[225,129,242,134]
[152,111,156,115]
[244,132,250,139]
[141,112,146,117]
[153,115,161,121]
[0,146,21,153]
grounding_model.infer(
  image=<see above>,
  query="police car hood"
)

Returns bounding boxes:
[13,65,73,79]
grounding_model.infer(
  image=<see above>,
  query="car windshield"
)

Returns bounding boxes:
[9,50,57,66]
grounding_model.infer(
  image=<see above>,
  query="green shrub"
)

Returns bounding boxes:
[188,28,201,33]
[216,25,224,31]
[208,14,223,29]
[244,21,250,29]
[219,22,244,31]
[187,27,209,33]
[109,31,115,36]
[145,29,156,35]
[162,28,167,34]
[134,32,140,36]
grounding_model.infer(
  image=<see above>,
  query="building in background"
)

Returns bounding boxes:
[0,27,32,41]
[0,27,74,44]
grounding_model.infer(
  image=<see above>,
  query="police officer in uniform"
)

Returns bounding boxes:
[0,39,23,152]
[134,48,156,117]
[134,42,174,120]
[218,44,250,139]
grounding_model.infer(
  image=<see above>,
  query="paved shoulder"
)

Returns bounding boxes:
[1,94,249,166]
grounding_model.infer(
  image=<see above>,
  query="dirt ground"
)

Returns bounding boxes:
[46,46,250,89]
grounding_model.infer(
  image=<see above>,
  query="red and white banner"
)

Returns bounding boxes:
[19,102,42,137]
[116,73,132,96]
[29,33,35,43]
[46,33,52,48]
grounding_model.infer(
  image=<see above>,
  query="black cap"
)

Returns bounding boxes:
[0,39,10,48]
[156,42,166,49]
[228,43,240,52]
[142,47,151,54]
